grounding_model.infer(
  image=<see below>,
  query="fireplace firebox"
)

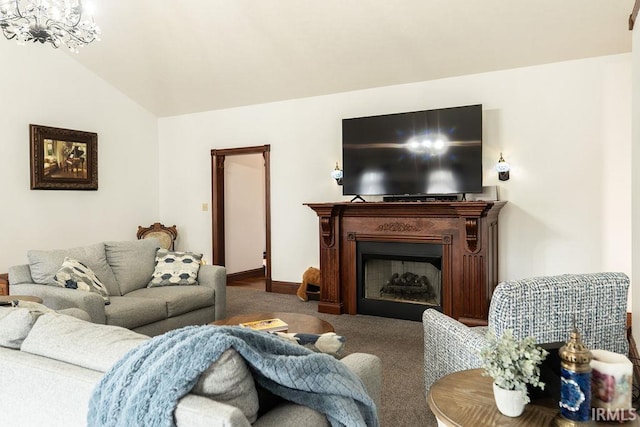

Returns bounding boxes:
[357,241,442,321]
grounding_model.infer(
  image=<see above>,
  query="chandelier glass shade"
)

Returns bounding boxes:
[0,0,99,51]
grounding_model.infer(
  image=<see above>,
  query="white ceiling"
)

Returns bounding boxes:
[69,0,634,117]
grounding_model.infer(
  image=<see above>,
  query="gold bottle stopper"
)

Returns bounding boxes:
[558,327,592,373]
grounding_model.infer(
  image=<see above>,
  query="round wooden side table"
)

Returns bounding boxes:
[212,312,335,334]
[428,369,640,426]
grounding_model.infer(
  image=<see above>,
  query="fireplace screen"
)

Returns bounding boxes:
[357,240,443,320]
[364,257,441,307]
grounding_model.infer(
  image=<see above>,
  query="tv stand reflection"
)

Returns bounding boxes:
[350,195,366,203]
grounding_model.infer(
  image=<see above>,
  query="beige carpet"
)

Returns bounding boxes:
[225,286,438,427]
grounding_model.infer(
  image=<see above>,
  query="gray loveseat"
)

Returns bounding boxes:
[0,309,381,426]
[8,239,226,336]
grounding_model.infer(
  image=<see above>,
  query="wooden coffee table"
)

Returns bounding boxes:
[428,368,640,426]
[213,312,334,334]
[0,295,43,304]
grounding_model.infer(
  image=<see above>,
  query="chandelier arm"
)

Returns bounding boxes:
[47,20,98,42]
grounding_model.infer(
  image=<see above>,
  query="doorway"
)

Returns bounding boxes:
[210,145,271,291]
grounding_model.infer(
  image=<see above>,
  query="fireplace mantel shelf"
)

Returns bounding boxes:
[305,200,506,325]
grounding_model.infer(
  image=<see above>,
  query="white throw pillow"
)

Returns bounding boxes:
[53,257,110,305]
[148,249,202,287]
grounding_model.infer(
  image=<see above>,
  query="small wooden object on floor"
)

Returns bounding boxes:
[213,312,334,334]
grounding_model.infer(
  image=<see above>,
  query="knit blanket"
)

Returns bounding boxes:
[87,325,378,427]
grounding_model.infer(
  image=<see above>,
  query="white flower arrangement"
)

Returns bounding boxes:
[479,329,549,403]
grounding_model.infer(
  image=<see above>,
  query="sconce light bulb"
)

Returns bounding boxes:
[331,162,343,181]
[496,152,510,181]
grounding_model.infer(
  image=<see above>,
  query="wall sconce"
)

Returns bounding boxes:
[495,153,510,181]
[331,162,343,185]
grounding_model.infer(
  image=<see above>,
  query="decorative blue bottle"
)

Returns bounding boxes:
[555,327,592,426]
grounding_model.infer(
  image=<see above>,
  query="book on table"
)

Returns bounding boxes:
[239,318,288,332]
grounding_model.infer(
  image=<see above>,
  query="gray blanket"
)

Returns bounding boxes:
[88,325,378,427]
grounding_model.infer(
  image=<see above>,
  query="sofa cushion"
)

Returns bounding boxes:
[53,257,111,305]
[191,348,259,423]
[104,239,160,295]
[126,286,214,318]
[148,249,202,287]
[105,296,167,329]
[27,242,120,296]
[0,304,51,349]
[21,312,149,372]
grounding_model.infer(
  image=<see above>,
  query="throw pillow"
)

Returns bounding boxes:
[147,249,202,287]
[0,302,52,349]
[53,257,111,305]
[27,242,120,296]
[191,348,260,423]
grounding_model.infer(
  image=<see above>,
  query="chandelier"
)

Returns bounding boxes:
[0,0,99,52]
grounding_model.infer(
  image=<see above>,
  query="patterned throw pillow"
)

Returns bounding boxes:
[53,257,111,305]
[148,249,202,287]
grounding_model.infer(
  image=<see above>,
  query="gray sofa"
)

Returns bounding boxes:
[0,309,381,427]
[8,239,226,336]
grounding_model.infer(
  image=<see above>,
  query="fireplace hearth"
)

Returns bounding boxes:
[358,241,442,321]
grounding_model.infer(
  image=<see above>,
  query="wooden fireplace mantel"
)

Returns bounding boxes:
[305,201,506,325]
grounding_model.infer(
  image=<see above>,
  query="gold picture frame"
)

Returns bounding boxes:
[30,124,98,190]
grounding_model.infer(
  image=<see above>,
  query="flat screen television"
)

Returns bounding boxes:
[342,104,483,197]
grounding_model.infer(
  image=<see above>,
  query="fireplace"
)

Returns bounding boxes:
[357,241,442,321]
[305,201,505,325]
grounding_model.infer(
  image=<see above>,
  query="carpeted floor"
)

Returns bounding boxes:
[225,286,438,427]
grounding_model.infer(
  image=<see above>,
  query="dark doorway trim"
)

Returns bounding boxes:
[211,145,272,291]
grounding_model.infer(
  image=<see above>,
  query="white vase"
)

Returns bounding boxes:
[492,383,526,417]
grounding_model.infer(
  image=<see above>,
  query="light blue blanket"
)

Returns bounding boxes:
[88,325,378,427]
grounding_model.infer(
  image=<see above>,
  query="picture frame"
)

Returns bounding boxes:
[30,124,98,190]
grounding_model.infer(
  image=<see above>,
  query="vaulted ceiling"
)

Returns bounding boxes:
[68,0,634,117]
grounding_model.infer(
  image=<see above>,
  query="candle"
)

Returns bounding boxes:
[590,349,633,411]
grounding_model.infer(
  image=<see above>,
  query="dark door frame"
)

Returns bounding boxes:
[211,145,272,291]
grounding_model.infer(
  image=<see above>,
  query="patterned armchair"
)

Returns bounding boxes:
[423,272,630,395]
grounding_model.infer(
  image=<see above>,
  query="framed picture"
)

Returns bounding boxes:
[30,124,98,190]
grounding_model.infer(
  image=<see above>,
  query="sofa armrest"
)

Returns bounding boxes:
[197,264,226,320]
[423,309,487,395]
[175,394,252,427]
[253,353,381,427]
[340,353,382,411]
[8,264,34,284]
[9,283,106,324]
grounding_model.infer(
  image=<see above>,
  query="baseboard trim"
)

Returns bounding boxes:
[226,268,265,283]
[270,281,298,295]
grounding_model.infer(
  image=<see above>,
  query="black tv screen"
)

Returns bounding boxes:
[342,104,483,196]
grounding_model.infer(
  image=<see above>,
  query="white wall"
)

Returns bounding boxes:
[159,54,632,284]
[0,42,159,272]
[224,153,266,274]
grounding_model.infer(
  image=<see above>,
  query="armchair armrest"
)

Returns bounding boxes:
[423,309,487,394]
[197,264,226,320]
[9,283,106,324]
